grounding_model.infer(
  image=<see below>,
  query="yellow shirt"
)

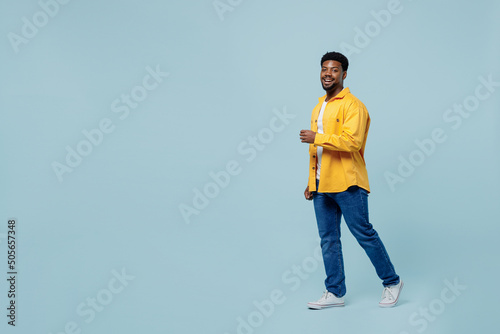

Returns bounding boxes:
[308,87,371,193]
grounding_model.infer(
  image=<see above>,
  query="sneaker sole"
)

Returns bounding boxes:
[379,280,404,308]
[307,302,345,309]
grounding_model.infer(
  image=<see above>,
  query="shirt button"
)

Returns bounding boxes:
[312,167,315,170]
[315,120,317,122]
[313,155,316,158]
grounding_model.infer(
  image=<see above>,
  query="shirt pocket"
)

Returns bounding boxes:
[323,108,343,135]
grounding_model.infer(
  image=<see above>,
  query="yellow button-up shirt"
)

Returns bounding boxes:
[308,87,371,193]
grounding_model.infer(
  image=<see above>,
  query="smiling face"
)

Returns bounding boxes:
[320,60,347,92]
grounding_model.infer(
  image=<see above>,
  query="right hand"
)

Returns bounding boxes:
[304,186,313,200]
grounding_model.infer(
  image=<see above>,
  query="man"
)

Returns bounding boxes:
[299,51,402,309]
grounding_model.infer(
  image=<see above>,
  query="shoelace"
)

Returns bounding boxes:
[320,291,331,301]
[381,287,394,301]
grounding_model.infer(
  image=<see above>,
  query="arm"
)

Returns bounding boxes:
[314,101,368,152]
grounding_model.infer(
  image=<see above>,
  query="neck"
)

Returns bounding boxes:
[325,85,344,102]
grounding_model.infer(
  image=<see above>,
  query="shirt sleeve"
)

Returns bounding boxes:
[313,100,368,152]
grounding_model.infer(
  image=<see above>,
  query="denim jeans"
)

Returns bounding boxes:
[312,179,399,297]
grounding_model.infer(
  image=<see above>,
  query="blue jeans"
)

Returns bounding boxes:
[312,180,399,297]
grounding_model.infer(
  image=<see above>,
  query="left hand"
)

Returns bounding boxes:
[300,130,316,143]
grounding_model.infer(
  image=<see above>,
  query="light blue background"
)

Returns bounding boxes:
[1,0,499,333]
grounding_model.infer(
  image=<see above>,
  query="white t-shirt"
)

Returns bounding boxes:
[316,101,327,180]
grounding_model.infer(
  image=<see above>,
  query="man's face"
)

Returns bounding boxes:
[320,60,346,91]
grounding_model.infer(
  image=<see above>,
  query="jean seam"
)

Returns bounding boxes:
[358,187,368,221]
[333,198,343,296]
[335,205,343,278]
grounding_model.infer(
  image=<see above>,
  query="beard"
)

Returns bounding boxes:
[322,81,335,91]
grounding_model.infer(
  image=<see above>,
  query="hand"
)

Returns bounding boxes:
[304,186,313,200]
[300,130,316,143]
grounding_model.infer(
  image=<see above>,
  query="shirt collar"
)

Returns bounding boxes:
[318,87,350,102]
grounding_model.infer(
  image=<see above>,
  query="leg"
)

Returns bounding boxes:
[334,186,400,287]
[313,190,346,297]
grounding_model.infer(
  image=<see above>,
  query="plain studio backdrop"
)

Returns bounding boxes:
[1,0,499,333]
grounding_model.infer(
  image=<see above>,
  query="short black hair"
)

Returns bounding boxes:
[321,51,349,72]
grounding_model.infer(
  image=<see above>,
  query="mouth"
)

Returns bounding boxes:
[322,78,333,85]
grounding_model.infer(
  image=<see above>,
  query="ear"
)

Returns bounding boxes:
[342,71,347,80]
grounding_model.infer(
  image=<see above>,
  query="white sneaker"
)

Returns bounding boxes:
[307,291,345,309]
[379,280,403,308]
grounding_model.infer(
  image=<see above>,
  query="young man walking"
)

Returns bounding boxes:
[299,51,402,309]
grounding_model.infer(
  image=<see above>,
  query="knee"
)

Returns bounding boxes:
[348,222,378,239]
[320,234,341,249]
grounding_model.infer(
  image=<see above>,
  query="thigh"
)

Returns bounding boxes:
[313,191,342,236]
[334,186,372,232]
